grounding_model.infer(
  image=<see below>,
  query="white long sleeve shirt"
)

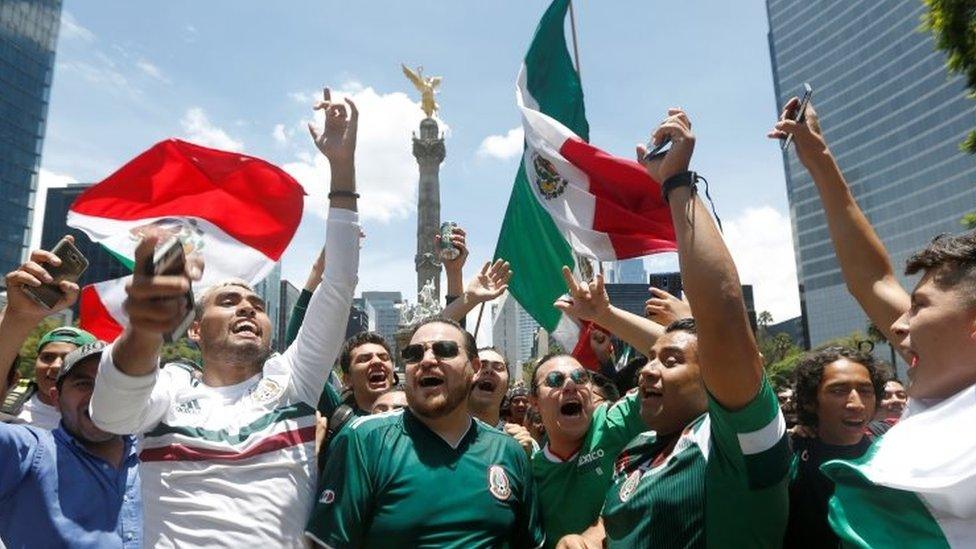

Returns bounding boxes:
[90,208,360,548]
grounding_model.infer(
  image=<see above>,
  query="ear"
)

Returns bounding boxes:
[49,386,60,409]
[187,320,202,343]
[470,355,482,373]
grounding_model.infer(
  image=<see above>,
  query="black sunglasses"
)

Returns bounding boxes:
[539,368,591,390]
[401,340,460,364]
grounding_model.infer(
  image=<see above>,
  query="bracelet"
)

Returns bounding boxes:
[661,171,698,203]
[328,190,360,199]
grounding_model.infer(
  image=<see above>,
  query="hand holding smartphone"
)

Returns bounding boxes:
[145,237,196,343]
[23,236,89,310]
[781,83,813,151]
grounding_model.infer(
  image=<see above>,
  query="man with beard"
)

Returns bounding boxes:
[0,341,141,547]
[558,108,789,548]
[785,346,888,548]
[469,347,536,455]
[508,384,531,426]
[873,378,907,424]
[305,318,544,548]
[771,95,976,545]
[89,88,360,548]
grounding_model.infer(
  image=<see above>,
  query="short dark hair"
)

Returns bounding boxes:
[338,331,393,374]
[531,352,576,395]
[477,346,507,364]
[905,231,976,303]
[666,317,697,334]
[407,317,476,359]
[793,346,889,427]
[591,371,621,402]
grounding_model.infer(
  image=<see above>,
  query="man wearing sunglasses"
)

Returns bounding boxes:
[306,318,544,548]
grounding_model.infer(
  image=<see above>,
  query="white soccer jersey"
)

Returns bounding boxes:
[90,208,359,548]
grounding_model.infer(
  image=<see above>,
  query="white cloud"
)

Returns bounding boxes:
[288,91,315,104]
[282,83,429,223]
[477,127,524,160]
[136,59,169,83]
[60,11,95,42]
[723,206,801,323]
[29,169,80,251]
[272,123,288,145]
[180,108,244,151]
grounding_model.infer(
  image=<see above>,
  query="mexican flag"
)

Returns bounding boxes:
[494,0,676,347]
[70,139,305,340]
[823,385,976,547]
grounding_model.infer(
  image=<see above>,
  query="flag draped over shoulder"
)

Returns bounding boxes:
[69,139,305,341]
[493,0,676,347]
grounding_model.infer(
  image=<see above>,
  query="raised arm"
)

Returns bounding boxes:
[439,224,468,302]
[285,88,361,405]
[769,98,910,352]
[554,267,665,355]
[441,259,512,323]
[0,239,81,395]
[284,249,325,348]
[643,108,762,410]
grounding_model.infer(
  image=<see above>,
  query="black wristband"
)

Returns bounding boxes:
[328,190,360,199]
[661,171,697,203]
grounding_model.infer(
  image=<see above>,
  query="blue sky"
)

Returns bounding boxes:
[37,0,802,337]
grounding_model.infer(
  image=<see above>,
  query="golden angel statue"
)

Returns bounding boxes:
[401,64,442,118]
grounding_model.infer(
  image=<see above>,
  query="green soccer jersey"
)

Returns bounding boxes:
[531,391,645,548]
[602,377,790,548]
[306,409,545,549]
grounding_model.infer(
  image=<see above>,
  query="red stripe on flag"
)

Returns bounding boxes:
[560,138,677,259]
[69,139,304,260]
[79,285,124,341]
[138,426,316,463]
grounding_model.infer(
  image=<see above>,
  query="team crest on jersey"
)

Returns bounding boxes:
[619,470,642,502]
[319,489,336,504]
[532,153,568,200]
[487,465,512,501]
[249,378,284,404]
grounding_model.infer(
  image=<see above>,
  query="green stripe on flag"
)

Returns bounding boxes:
[144,402,316,444]
[101,244,135,271]
[493,0,590,333]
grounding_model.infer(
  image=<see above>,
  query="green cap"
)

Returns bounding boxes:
[36,327,97,354]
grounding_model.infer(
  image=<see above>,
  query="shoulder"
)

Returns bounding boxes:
[346,409,404,437]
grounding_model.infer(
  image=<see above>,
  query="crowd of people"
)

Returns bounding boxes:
[0,87,973,548]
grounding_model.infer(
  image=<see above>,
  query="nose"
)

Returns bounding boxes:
[845,389,865,411]
[889,312,909,341]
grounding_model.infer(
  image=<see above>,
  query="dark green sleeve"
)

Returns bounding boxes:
[317,382,342,417]
[305,429,372,548]
[512,447,546,549]
[285,289,314,348]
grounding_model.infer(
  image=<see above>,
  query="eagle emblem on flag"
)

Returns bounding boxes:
[532,153,568,200]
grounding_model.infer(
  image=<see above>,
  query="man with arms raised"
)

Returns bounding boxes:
[306,318,544,548]
[772,96,976,546]
[89,88,360,548]
[560,108,789,547]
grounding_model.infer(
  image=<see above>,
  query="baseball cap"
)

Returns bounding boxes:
[36,327,96,354]
[56,340,107,385]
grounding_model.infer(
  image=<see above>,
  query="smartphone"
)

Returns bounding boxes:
[23,236,89,309]
[147,237,195,343]
[642,136,671,162]
[648,272,683,301]
[781,82,813,151]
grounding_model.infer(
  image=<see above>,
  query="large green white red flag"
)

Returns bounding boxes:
[823,385,976,547]
[494,0,675,347]
[70,139,305,341]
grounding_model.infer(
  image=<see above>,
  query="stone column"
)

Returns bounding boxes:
[412,117,446,300]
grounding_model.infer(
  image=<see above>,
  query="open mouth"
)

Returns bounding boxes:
[640,385,663,399]
[419,375,444,388]
[476,379,496,392]
[232,320,260,336]
[367,370,388,387]
[560,401,583,416]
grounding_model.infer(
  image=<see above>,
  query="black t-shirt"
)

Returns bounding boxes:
[784,434,876,548]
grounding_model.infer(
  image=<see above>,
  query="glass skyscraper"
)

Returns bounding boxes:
[767,0,976,350]
[0,0,61,272]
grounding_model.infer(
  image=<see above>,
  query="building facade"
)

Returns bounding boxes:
[491,294,540,371]
[275,279,301,351]
[253,263,282,349]
[0,0,61,271]
[767,0,976,350]
[362,291,403,345]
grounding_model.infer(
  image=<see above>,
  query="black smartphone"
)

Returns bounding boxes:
[23,236,89,309]
[147,237,195,343]
[782,83,813,151]
[648,272,683,301]
[642,136,671,162]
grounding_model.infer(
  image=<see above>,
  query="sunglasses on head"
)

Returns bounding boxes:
[539,368,591,390]
[401,340,460,364]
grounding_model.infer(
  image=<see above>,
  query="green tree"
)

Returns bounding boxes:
[962,211,976,230]
[923,0,976,153]
[161,338,202,366]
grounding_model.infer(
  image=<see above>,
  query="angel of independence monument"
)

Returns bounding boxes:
[395,64,447,360]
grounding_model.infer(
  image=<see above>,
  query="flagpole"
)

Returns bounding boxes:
[568,0,582,79]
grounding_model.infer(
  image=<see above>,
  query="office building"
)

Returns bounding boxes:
[767,0,976,350]
[492,294,540,373]
[615,258,647,284]
[275,279,301,351]
[1,0,62,271]
[362,291,403,345]
[253,263,282,349]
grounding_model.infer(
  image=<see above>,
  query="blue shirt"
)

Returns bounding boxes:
[0,423,141,548]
